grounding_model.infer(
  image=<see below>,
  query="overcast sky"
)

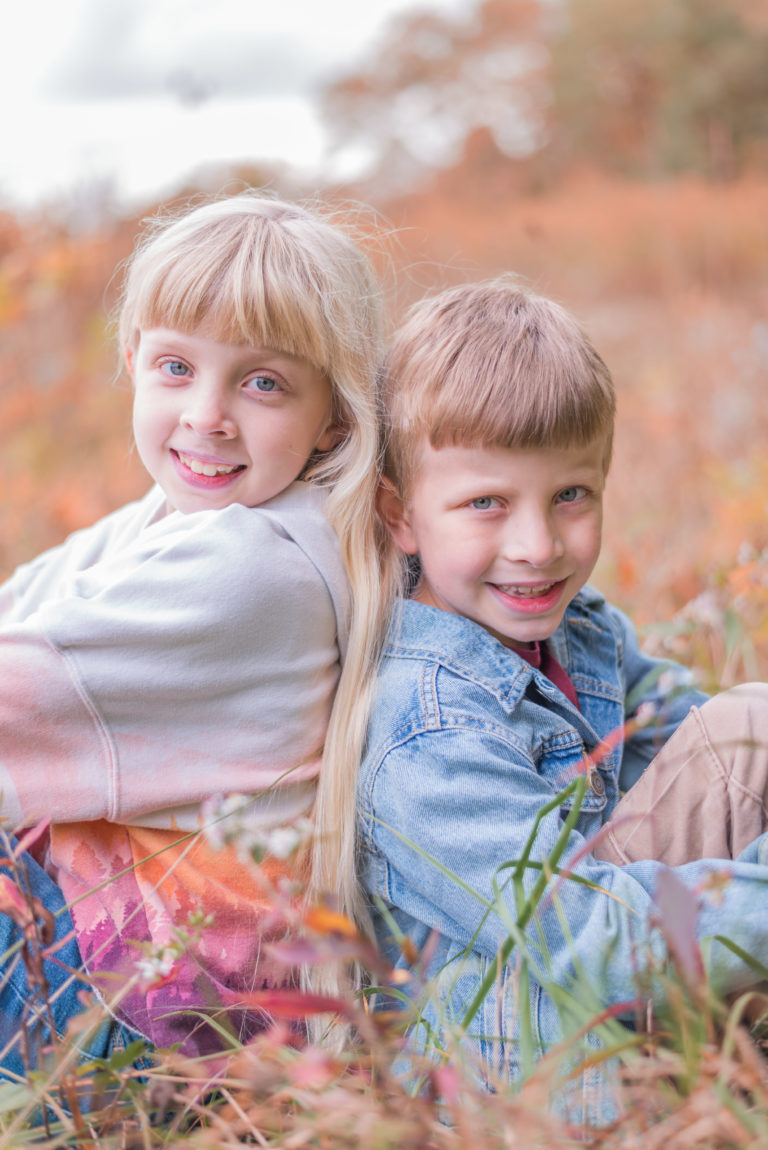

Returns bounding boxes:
[1,0,470,214]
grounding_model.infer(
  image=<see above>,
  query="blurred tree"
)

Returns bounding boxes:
[321,0,549,193]
[322,0,768,188]
[551,0,768,178]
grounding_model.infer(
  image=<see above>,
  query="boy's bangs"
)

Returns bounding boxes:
[427,364,611,454]
[402,335,613,453]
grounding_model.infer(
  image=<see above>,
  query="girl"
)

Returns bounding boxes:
[0,192,384,1081]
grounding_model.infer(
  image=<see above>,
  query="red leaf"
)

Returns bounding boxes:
[243,988,354,1019]
[653,868,705,987]
[14,818,51,860]
[0,873,32,927]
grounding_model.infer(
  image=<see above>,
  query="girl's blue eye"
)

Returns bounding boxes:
[470,496,495,510]
[558,486,586,503]
[162,360,190,377]
[247,376,280,393]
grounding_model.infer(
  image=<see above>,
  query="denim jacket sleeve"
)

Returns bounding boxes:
[359,649,768,1008]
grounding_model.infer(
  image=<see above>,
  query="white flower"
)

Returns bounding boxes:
[657,669,679,696]
[681,590,725,630]
[202,795,313,864]
[263,819,313,860]
[136,946,178,987]
[738,541,756,566]
[634,702,658,728]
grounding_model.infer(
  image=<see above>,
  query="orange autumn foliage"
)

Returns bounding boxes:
[0,169,766,685]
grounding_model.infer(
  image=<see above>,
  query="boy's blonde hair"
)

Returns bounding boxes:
[119,194,389,1019]
[382,276,615,497]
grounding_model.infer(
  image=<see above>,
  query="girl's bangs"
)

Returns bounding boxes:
[133,258,332,372]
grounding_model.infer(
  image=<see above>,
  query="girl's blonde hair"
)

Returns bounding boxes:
[118,192,383,494]
[119,193,389,1017]
[309,277,617,1038]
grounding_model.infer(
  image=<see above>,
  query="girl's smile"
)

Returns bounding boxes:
[173,450,245,479]
[128,328,336,514]
[170,449,247,493]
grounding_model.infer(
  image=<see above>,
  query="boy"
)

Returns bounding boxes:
[358,278,768,1123]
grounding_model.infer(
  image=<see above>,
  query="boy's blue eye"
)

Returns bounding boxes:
[247,375,280,392]
[558,486,586,503]
[470,496,495,510]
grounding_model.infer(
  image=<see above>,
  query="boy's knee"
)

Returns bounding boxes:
[699,681,767,717]
[697,682,768,761]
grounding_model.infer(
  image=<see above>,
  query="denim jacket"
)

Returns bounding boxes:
[358,587,768,1123]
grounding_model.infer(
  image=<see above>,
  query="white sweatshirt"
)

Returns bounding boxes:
[0,479,349,1052]
[0,479,348,829]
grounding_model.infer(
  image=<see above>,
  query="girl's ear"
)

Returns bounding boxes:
[123,345,135,378]
[377,478,419,555]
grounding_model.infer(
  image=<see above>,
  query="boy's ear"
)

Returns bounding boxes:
[377,478,419,555]
[315,420,346,453]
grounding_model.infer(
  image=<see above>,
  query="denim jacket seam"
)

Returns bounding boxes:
[571,680,625,704]
[418,660,441,728]
[537,728,591,754]
[371,715,538,766]
[566,615,609,636]
[385,645,530,705]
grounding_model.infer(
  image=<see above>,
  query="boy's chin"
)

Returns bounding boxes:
[487,619,563,650]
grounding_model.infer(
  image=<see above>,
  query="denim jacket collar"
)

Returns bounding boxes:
[387,599,534,707]
[387,586,615,741]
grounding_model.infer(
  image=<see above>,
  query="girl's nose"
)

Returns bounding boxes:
[180,387,236,438]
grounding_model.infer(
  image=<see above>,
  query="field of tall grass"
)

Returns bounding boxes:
[3,741,768,1147]
[0,172,767,1145]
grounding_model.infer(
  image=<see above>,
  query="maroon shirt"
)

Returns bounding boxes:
[517,641,580,710]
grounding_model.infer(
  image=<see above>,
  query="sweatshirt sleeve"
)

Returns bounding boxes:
[0,488,166,622]
[0,497,343,829]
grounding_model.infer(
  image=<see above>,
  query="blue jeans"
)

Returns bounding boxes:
[0,843,150,1087]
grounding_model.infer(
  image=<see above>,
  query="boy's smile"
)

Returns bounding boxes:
[382,439,607,649]
[128,329,336,514]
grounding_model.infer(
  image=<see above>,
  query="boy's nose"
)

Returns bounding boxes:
[506,511,564,568]
[180,387,236,437]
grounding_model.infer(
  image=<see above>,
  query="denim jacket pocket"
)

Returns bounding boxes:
[559,777,609,815]
[428,945,619,1126]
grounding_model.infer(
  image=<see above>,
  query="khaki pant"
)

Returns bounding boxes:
[594,683,768,867]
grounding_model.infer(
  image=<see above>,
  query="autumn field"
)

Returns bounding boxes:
[3,0,768,1138]
[1,166,768,1145]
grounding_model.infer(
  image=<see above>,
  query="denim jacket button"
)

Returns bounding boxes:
[589,771,605,796]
